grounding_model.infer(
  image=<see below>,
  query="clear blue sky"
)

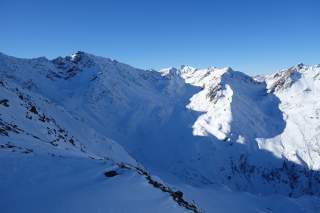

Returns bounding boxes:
[1,0,320,74]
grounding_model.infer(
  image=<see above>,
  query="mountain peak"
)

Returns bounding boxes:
[223,66,233,72]
[68,51,95,64]
[70,51,86,61]
[159,67,179,76]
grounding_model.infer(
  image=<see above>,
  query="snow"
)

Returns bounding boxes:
[1,51,320,212]
[0,153,188,213]
[259,64,320,170]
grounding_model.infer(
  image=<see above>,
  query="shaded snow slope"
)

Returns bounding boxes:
[1,51,320,212]
[0,153,192,213]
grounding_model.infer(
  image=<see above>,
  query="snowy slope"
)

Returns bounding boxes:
[0,54,202,213]
[261,64,320,170]
[1,51,320,212]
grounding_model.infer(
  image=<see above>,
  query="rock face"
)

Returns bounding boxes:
[1,51,320,212]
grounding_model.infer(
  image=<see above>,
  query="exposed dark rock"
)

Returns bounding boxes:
[0,120,23,136]
[269,65,302,93]
[30,106,38,114]
[172,191,184,200]
[206,85,222,103]
[0,99,9,107]
[117,163,204,213]
[104,170,119,177]
[69,138,75,146]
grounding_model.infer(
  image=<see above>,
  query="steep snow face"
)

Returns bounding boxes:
[182,67,233,140]
[261,64,320,170]
[0,79,135,163]
[182,67,285,151]
[1,52,320,212]
[180,64,320,172]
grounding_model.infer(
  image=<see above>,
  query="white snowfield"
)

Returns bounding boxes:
[0,51,319,213]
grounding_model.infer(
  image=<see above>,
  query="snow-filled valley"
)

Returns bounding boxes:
[1,51,320,213]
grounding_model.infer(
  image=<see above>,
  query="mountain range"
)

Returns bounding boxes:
[1,51,319,213]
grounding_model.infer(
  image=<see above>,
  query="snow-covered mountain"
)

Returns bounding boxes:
[1,51,319,213]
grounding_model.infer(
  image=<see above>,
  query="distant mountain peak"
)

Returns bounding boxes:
[70,51,87,61]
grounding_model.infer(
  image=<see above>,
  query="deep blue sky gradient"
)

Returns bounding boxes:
[1,0,320,74]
